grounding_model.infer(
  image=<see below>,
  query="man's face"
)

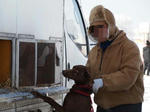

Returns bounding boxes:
[91,21,109,42]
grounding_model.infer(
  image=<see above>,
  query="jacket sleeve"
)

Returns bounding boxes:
[100,41,143,92]
[86,54,90,68]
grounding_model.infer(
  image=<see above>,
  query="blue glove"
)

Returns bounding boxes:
[92,78,103,93]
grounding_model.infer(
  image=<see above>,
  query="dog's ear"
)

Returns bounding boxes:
[84,67,91,79]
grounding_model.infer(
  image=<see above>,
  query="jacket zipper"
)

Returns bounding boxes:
[99,50,104,71]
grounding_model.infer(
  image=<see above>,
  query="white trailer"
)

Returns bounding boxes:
[0,0,90,111]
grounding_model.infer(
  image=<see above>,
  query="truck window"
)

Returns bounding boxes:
[37,43,55,86]
[19,42,35,86]
[0,40,11,88]
[65,0,87,56]
[16,39,56,88]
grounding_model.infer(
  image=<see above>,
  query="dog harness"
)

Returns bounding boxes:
[71,84,94,112]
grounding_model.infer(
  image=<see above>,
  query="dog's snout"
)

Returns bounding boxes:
[62,70,65,74]
[62,70,72,78]
[62,70,67,76]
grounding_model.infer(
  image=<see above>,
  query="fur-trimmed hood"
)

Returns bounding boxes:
[88,5,118,41]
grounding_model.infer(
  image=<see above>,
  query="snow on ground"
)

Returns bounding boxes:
[142,75,150,112]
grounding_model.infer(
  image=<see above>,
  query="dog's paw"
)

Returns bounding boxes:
[31,91,45,98]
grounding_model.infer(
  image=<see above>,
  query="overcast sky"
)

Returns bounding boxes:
[80,0,150,23]
[78,0,150,42]
[80,0,150,33]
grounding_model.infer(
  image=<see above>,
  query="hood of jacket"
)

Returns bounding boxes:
[88,5,119,42]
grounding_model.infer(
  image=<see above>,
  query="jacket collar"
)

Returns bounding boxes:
[96,30,127,51]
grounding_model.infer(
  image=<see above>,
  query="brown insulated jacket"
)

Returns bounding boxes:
[86,31,144,109]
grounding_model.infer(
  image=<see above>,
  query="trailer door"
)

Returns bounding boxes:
[64,0,89,87]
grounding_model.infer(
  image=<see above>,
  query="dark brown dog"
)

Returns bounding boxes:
[31,65,93,112]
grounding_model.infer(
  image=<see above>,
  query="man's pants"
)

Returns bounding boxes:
[97,103,142,112]
[144,62,150,75]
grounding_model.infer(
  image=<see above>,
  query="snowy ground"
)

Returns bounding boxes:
[92,75,150,112]
[142,75,150,112]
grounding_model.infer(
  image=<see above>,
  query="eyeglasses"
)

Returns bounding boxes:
[90,25,108,33]
[94,25,106,28]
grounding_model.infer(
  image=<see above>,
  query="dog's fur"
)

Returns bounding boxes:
[31,65,93,112]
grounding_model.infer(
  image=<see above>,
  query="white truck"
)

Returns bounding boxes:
[0,0,92,111]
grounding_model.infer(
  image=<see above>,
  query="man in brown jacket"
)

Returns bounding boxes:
[87,5,144,112]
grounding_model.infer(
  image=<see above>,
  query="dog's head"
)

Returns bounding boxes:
[62,65,91,84]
